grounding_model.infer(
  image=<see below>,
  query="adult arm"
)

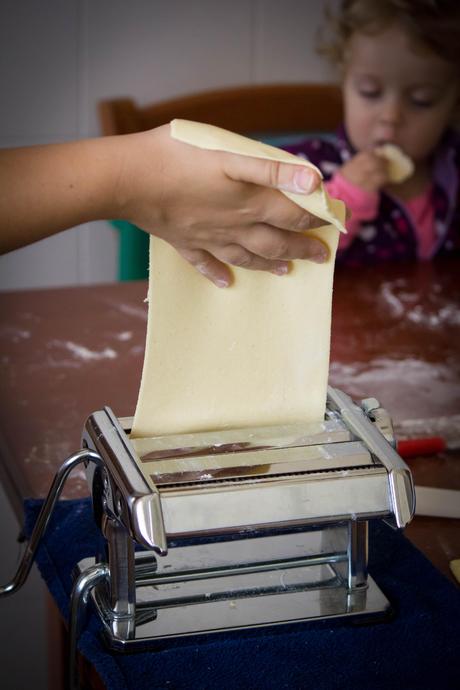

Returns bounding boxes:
[0,124,328,287]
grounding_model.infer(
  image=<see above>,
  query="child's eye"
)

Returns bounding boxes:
[410,90,438,108]
[410,96,435,108]
[358,89,381,100]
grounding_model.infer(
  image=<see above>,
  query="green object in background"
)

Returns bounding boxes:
[111,220,149,281]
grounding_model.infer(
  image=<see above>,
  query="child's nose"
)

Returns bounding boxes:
[377,96,403,140]
[379,95,404,126]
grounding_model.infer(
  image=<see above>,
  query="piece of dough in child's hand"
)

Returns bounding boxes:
[130,121,346,438]
[375,143,414,183]
[450,559,460,584]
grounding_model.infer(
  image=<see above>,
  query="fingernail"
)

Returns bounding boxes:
[311,249,328,264]
[271,264,289,276]
[292,168,317,194]
[195,263,229,287]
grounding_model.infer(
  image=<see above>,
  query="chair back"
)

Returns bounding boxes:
[98,83,342,137]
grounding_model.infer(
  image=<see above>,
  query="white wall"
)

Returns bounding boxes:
[0,0,334,291]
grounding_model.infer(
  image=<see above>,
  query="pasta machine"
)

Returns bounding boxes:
[0,386,415,688]
[74,386,414,651]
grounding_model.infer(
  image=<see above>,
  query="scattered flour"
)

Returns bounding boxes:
[0,326,31,341]
[115,331,133,341]
[379,279,460,327]
[48,339,117,362]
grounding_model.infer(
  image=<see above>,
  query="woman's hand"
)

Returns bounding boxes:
[0,124,330,286]
[118,125,329,286]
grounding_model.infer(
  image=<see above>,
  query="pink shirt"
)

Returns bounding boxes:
[326,173,435,260]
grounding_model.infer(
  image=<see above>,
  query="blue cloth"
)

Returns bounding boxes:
[25,498,459,690]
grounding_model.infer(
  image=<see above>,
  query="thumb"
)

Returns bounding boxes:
[223,153,321,195]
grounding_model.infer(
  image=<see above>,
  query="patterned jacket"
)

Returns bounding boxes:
[283,127,460,266]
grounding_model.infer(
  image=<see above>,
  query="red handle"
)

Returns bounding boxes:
[397,437,446,458]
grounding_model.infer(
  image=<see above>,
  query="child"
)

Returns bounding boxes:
[284,0,460,265]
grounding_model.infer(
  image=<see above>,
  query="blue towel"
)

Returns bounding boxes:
[25,498,459,690]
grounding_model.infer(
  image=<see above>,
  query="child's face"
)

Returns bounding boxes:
[342,24,459,163]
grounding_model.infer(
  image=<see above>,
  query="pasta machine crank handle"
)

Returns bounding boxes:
[0,449,103,597]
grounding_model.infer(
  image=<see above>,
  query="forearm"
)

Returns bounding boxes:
[0,123,333,286]
[0,136,130,253]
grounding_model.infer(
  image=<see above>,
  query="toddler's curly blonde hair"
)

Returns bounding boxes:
[319,0,460,69]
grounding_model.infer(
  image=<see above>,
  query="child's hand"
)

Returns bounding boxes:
[339,151,390,193]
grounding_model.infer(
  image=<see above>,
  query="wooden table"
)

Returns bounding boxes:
[0,260,459,578]
[329,260,460,579]
[0,260,459,688]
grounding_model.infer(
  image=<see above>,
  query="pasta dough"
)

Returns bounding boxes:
[131,121,346,438]
[450,559,460,584]
[375,143,414,183]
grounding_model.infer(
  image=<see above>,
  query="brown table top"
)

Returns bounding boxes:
[0,259,459,583]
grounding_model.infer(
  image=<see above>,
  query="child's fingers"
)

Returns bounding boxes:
[370,156,391,185]
[341,150,390,190]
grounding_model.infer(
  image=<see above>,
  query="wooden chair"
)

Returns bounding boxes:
[98,83,342,137]
[99,84,343,280]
